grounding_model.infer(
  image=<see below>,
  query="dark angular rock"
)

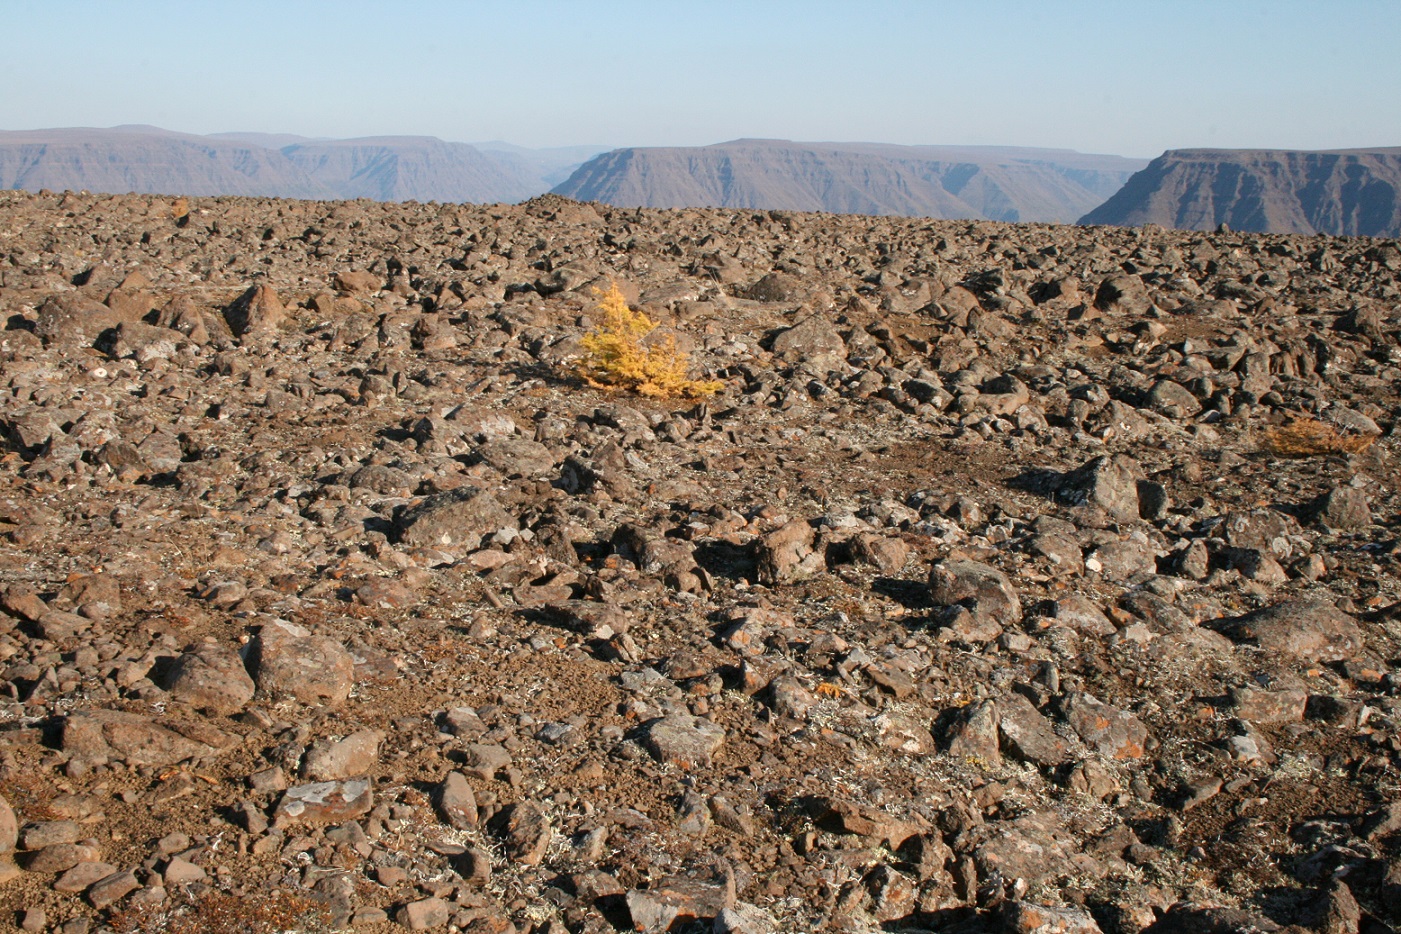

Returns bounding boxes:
[929,559,1022,625]
[1058,454,1144,523]
[998,693,1071,767]
[1060,691,1149,759]
[247,619,356,706]
[1314,486,1371,531]
[164,644,256,715]
[394,487,514,555]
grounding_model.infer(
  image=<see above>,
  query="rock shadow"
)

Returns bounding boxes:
[692,539,756,583]
[1006,467,1064,500]
[872,576,932,613]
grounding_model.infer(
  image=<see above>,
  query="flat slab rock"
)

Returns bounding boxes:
[1209,598,1367,663]
[61,709,237,769]
[273,779,374,827]
[640,714,726,767]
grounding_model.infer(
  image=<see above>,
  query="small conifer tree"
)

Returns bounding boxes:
[577,282,721,399]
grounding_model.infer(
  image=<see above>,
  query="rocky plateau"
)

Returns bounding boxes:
[0,188,1397,934]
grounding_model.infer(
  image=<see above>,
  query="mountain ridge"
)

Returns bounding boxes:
[0,125,597,204]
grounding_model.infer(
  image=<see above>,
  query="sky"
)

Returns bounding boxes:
[1,0,1397,158]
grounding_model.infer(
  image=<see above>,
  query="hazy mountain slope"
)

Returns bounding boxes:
[1079,148,1401,236]
[551,139,1147,222]
[280,136,543,204]
[0,126,332,198]
[0,126,593,203]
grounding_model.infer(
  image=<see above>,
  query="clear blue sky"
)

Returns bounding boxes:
[2,0,1396,157]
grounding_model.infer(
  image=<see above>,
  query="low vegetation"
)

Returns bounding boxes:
[110,891,330,934]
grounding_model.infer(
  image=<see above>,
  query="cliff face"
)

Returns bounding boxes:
[1078,148,1401,236]
[552,139,1146,223]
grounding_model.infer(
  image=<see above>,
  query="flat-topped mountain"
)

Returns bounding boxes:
[0,125,600,203]
[1079,147,1401,236]
[551,138,1147,223]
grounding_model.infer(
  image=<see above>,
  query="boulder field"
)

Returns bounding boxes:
[0,188,1397,933]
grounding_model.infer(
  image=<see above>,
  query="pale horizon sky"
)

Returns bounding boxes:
[2,0,1397,159]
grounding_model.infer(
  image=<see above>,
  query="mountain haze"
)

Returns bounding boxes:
[473,141,612,188]
[280,136,539,203]
[1079,147,1401,237]
[551,139,1148,223]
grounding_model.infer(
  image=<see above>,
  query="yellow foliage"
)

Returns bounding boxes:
[1262,415,1376,457]
[577,282,721,399]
